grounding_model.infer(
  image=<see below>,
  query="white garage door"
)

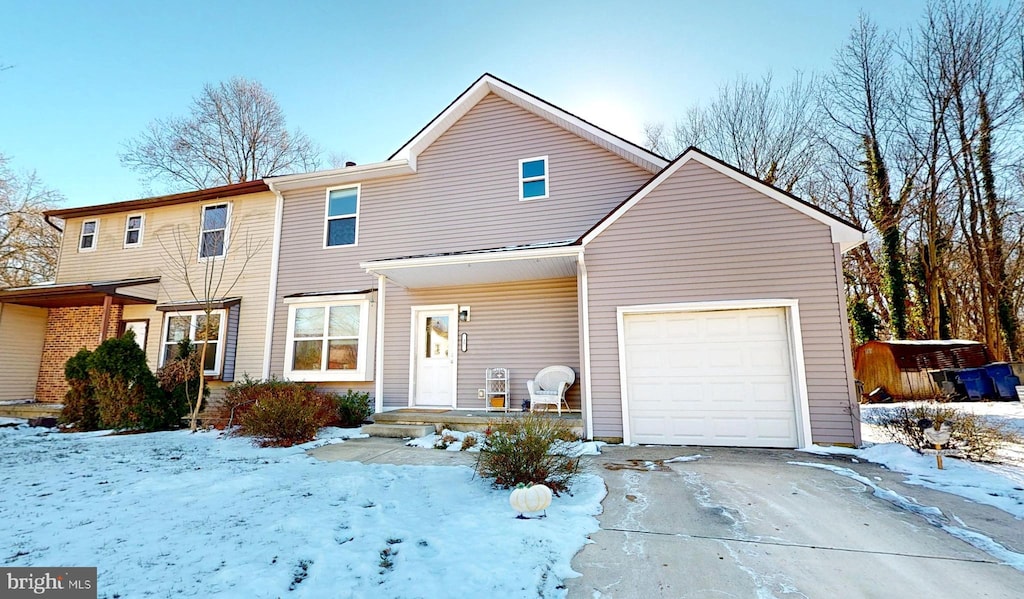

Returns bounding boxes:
[622,307,799,447]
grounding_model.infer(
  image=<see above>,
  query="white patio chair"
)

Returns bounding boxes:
[527,366,575,415]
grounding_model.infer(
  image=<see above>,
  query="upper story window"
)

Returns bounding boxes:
[124,214,144,248]
[519,156,548,200]
[199,203,229,260]
[324,186,359,247]
[79,219,98,252]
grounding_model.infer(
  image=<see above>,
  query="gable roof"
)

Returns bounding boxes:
[579,147,866,252]
[266,74,669,192]
[389,73,668,173]
[45,180,270,220]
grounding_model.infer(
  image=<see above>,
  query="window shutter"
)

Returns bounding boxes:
[221,304,240,382]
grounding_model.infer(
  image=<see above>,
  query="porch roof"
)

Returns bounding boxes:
[0,277,160,308]
[361,241,581,288]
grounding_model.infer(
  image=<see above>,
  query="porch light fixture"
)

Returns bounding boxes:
[459,306,470,322]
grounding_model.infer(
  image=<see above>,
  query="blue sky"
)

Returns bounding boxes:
[0,0,928,208]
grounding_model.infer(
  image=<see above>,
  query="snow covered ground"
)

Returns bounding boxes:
[804,401,1024,522]
[0,424,605,598]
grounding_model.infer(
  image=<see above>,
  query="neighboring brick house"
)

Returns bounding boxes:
[0,181,277,403]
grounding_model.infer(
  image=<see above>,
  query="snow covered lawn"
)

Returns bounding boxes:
[0,425,605,598]
[804,401,1024,522]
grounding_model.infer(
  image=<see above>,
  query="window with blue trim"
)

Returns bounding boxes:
[325,186,359,247]
[519,156,548,200]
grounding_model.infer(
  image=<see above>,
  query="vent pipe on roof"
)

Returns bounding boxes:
[345,161,356,167]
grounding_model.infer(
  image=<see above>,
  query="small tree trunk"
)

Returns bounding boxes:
[189,314,212,432]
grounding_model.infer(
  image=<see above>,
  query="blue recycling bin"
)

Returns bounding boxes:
[956,368,996,400]
[983,363,1022,400]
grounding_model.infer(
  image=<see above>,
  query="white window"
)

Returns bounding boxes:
[124,214,144,248]
[160,310,226,376]
[79,219,98,251]
[199,203,230,259]
[519,156,548,200]
[324,185,359,247]
[284,296,372,381]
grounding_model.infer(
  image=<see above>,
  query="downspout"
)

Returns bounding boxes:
[43,214,63,233]
[261,183,285,380]
[374,274,386,413]
[578,251,594,440]
[44,214,64,283]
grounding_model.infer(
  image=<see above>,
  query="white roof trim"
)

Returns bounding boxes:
[362,245,581,289]
[391,75,668,174]
[581,149,867,253]
[266,160,414,192]
[361,245,582,273]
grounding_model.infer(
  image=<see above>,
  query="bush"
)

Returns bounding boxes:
[232,379,337,446]
[475,414,581,494]
[60,348,99,430]
[869,403,1022,462]
[155,338,206,425]
[334,389,372,427]
[90,332,177,431]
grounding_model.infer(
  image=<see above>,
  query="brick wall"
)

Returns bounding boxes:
[35,304,124,403]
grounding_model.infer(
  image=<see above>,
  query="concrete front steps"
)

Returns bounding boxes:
[361,423,436,438]
[367,408,584,438]
[0,402,62,420]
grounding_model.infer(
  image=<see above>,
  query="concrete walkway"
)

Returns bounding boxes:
[309,438,1024,598]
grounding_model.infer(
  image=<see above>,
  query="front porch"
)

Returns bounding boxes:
[0,277,160,403]
[368,408,584,437]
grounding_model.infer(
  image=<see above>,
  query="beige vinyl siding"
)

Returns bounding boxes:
[378,278,579,409]
[55,191,277,381]
[0,304,47,400]
[585,161,858,445]
[271,93,652,378]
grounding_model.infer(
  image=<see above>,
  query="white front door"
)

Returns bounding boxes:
[122,320,148,350]
[412,306,458,407]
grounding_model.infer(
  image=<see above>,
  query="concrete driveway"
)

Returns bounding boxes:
[569,445,1024,599]
[311,438,1024,598]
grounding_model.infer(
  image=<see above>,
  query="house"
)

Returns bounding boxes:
[261,74,866,447]
[0,74,866,448]
[0,181,278,404]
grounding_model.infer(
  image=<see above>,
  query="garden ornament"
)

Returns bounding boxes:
[510,482,552,519]
[921,417,952,470]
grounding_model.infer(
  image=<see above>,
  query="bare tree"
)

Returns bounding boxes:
[644,72,821,193]
[0,154,63,287]
[121,77,321,192]
[822,14,920,340]
[159,217,266,431]
[925,0,1023,359]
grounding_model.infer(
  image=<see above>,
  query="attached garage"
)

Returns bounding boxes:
[617,302,811,448]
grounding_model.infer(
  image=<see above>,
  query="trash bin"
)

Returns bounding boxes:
[983,363,1022,400]
[956,368,996,400]
[931,369,965,399]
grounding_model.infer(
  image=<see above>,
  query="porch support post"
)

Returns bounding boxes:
[578,252,594,440]
[99,295,113,344]
[374,274,386,413]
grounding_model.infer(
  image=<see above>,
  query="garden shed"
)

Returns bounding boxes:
[853,340,989,401]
